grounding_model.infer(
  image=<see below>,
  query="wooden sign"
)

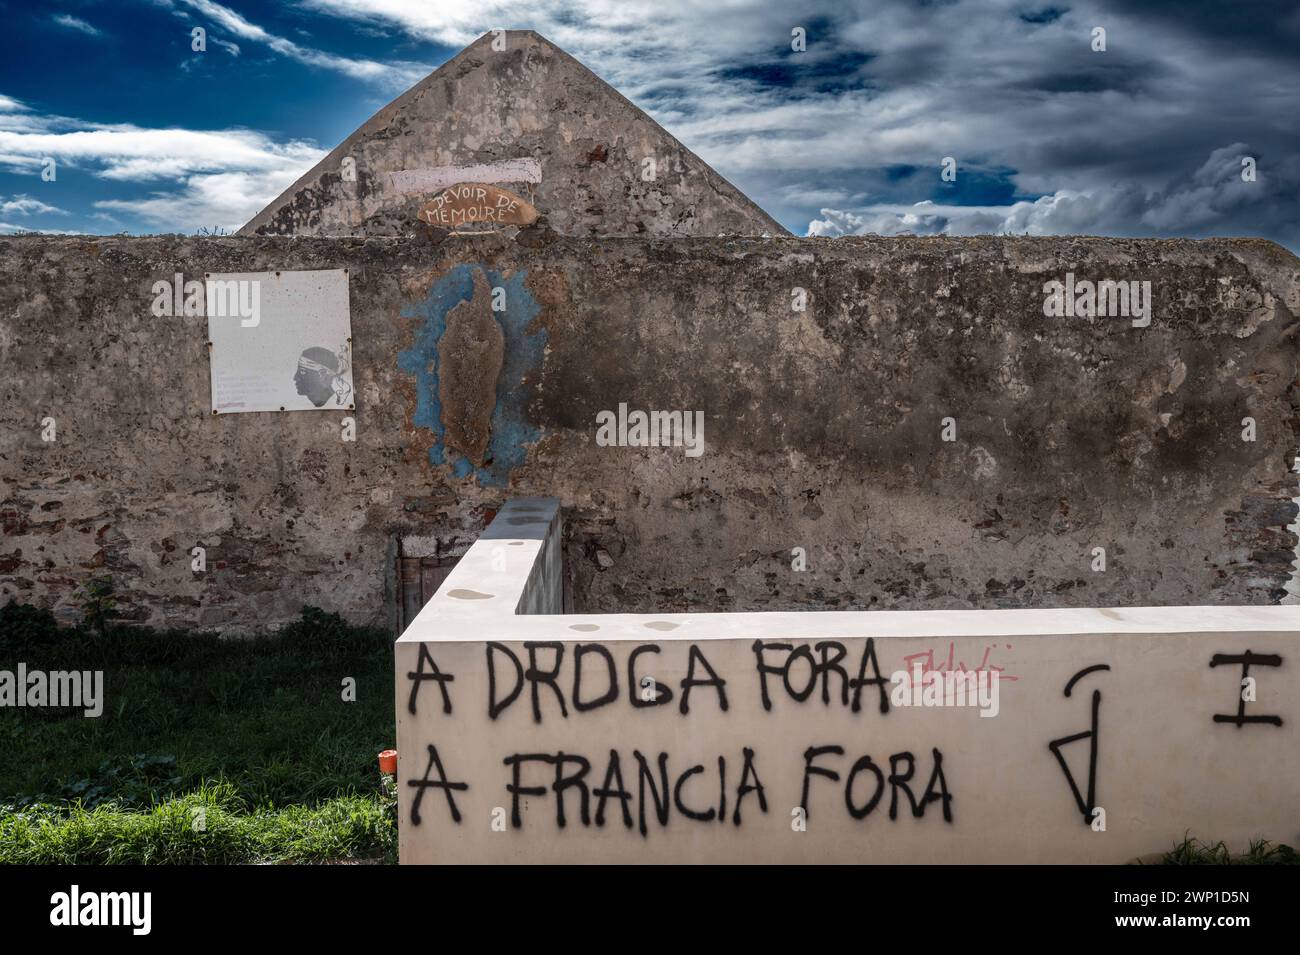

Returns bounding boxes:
[417,183,538,230]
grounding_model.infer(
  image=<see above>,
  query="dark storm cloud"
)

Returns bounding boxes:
[1092,0,1300,62]
[657,0,1300,248]
[716,48,877,97]
[1019,7,1068,25]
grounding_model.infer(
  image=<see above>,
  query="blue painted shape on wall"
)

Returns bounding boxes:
[397,264,546,488]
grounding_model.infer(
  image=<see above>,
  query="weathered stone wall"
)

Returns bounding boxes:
[0,232,1296,630]
[241,31,784,240]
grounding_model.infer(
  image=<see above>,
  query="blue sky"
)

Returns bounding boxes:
[1,0,1297,248]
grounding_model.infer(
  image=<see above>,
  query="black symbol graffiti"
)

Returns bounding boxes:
[1210,651,1283,727]
[408,743,468,825]
[1048,664,1109,827]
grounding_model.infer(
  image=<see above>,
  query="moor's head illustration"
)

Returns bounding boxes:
[294,347,351,407]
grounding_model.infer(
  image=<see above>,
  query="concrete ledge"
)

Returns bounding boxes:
[396,501,1300,863]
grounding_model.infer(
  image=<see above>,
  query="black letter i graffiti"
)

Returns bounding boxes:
[1210,651,1283,727]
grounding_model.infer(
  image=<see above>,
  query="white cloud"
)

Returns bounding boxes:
[807,195,1141,238]
[0,222,79,235]
[0,99,326,231]
[0,122,322,181]
[177,0,427,89]
[52,14,103,37]
[807,144,1300,242]
[295,0,556,46]
[0,195,66,216]
[95,168,313,230]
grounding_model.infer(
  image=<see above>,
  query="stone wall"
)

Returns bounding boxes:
[0,232,1296,630]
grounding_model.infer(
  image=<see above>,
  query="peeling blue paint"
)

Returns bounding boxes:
[397,264,545,487]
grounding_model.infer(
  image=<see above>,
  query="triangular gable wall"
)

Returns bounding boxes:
[240,30,786,238]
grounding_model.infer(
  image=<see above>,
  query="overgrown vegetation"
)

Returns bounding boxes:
[74,575,117,638]
[1159,834,1299,866]
[0,601,396,864]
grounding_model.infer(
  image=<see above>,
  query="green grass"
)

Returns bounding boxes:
[1159,834,1299,866]
[0,602,397,864]
[0,784,391,865]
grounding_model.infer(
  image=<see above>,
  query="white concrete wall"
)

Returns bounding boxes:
[396,499,1300,863]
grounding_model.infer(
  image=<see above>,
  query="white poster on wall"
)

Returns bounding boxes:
[206,268,354,414]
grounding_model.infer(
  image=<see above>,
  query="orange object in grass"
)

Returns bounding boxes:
[378,749,397,775]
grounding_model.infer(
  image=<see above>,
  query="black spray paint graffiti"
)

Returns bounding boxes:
[408,743,469,826]
[485,642,731,722]
[407,743,955,832]
[801,746,953,822]
[1048,664,1109,827]
[451,640,898,722]
[751,639,892,713]
[502,747,767,835]
[407,643,455,715]
[1209,651,1283,727]
[404,640,953,832]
